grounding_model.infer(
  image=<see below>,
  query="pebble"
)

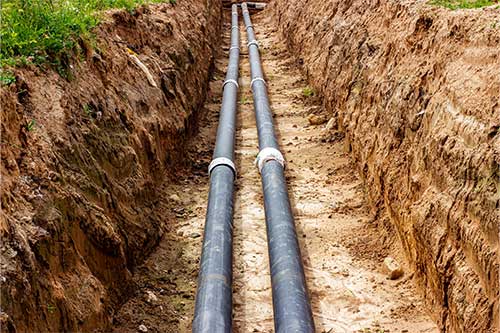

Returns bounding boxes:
[383,257,404,280]
[145,290,158,304]
[138,324,148,332]
[189,232,201,239]
[169,194,181,202]
[325,117,337,131]
[307,114,327,125]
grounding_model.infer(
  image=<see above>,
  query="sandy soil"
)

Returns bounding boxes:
[112,8,438,333]
[271,1,499,331]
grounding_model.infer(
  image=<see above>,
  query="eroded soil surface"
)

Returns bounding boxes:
[112,8,438,333]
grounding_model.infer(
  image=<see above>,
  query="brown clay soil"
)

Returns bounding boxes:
[271,1,499,331]
[0,1,221,331]
[112,8,438,332]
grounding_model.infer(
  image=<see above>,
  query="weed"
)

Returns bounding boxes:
[0,0,169,69]
[240,96,251,105]
[0,71,16,86]
[429,0,497,9]
[83,104,92,117]
[47,304,56,314]
[302,86,315,98]
[25,119,36,132]
[169,0,176,4]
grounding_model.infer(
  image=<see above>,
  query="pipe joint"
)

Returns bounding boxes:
[223,79,239,89]
[250,77,266,90]
[247,40,259,48]
[208,157,237,177]
[255,147,285,173]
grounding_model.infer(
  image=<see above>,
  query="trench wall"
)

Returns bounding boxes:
[272,1,499,331]
[0,1,222,331]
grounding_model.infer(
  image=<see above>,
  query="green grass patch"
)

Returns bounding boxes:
[302,86,315,98]
[429,0,498,9]
[240,95,251,105]
[0,70,16,86]
[25,119,36,131]
[0,0,173,69]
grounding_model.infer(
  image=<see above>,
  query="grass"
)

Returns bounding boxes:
[25,119,36,131]
[429,0,498,9]
[0,70,16,86]
[0,0,175,70]
[302,86,315,98]
[240,95,251,105]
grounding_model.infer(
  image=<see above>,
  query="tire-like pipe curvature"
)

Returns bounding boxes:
[192,5,240,333]
[241,3,315,332]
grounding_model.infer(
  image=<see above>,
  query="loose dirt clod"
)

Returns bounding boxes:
[307,114,328,125]
[383,257,404,280]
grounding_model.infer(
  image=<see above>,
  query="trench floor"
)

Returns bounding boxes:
[112,8,438,333]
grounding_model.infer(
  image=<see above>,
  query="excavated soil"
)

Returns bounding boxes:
[111,8,438,332]
[0,1,221,331]
[271,1,499,332]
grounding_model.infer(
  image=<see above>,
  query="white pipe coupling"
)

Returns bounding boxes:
[247,40,259,48]
[208,157,236,177]
[255,147,285,173]
[222,79,239,89]
[250,77,266,89]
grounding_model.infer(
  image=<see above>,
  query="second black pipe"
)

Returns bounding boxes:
[192,5,240,332]
[241,3,315,333]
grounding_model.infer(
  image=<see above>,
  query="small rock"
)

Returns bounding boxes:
[169,194,181,202]
[138,324,148,332]
[189,232,201,239]
[325,117,337,131]
[383,257,404,280]
[176,230,184,237]
[307,114,327,125]
[145,290,158,304]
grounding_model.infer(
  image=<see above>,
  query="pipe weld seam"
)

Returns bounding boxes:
[255,147,285,173]
[231,25,239,31]
[250,77,266,89]
[208,157,237,177]
[247,40,259,48]
[229,46,240,51]
[222,79,239,89]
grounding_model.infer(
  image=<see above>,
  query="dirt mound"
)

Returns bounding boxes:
[0,1,221,331]
[271,1,499,331]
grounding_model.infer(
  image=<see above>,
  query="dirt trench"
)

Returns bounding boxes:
[111,8,439,333]
[1,1,497,333]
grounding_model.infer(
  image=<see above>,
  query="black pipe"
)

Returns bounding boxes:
[241,3,315,332]
[192,5,240,333]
